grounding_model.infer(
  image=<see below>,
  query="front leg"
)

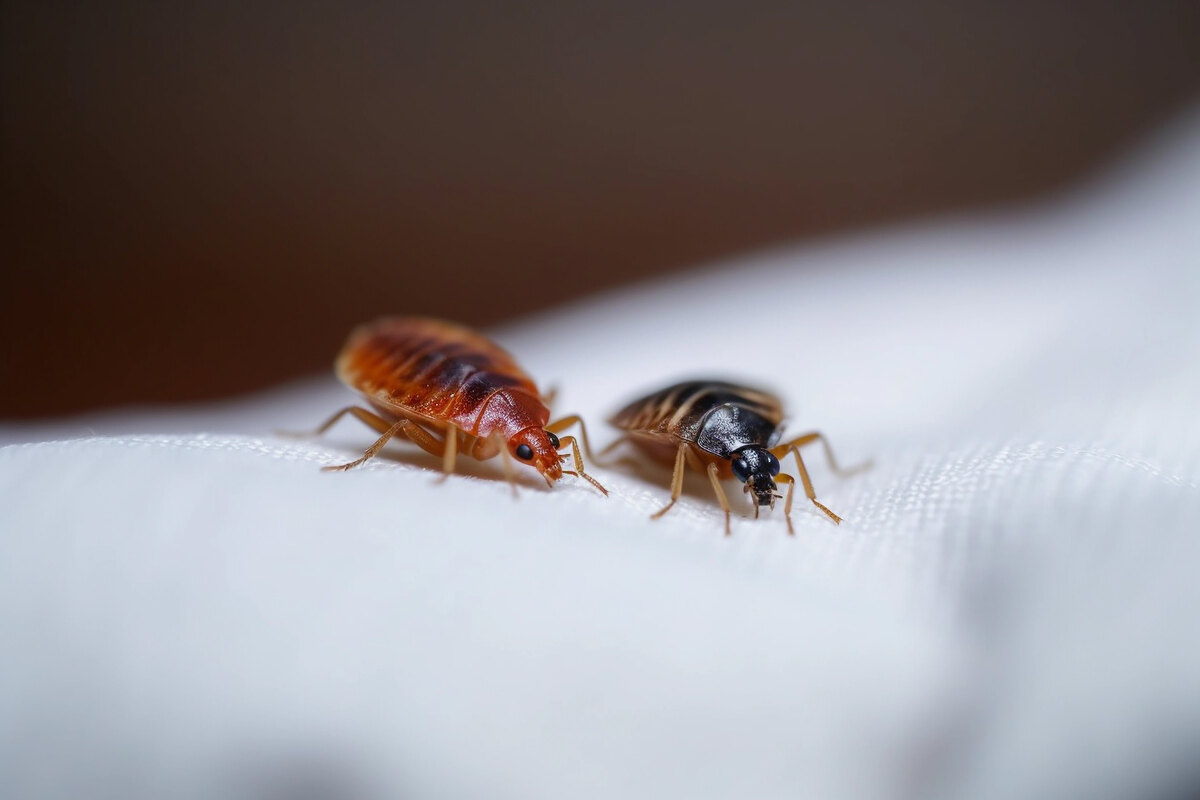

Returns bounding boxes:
[769,431,866,526]
[774,474,796,535]
[705,462,733,536]
[558,434,609,496]
[774,446,842,526]
[769,431,872,477]
[434,422,459,482]
[546,414,601,462]
[489,431,519,497]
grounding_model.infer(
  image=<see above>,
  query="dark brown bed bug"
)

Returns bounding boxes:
[608,380,866,534]
[300,316,607,495]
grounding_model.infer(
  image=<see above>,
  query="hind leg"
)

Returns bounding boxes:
[323,416,446,472]
[281,405,394,439]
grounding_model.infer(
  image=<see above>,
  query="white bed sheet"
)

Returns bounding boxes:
[3,108,1200,800]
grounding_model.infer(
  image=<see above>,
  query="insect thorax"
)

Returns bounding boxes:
[473,388,550,441]
[694,404,778,459]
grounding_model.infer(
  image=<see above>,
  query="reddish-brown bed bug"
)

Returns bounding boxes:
[300,317,607,495]
[607,380,867,534]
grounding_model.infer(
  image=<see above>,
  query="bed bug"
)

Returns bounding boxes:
[607,380,865,534]
[300,316,607,495]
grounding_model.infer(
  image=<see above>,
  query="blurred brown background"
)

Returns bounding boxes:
[3,1,1199,418]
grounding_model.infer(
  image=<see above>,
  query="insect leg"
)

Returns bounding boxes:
[597,435,630,459]
[545,415,600,462]
[322,416,444,472]
[322,418,407,472]
[705,462,733,536]
[490,431,519,498]
[774,473,797,536]
[769,432,872,477]
[283,406,393,438]
[650,443,689,520]
[392,418,447,459]
[774,445,842,525]
[558,435,609,496]
[434,423,459,483]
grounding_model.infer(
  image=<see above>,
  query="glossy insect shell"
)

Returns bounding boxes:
[609,380,783,460]
[335,317,550,442]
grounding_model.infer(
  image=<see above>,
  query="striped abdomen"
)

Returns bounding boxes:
[610,380,783,454]
[336,317,549,438]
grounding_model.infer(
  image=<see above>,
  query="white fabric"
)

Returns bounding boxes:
[3,108,1200,800]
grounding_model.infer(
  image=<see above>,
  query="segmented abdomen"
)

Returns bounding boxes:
[609,380,783,443]
[336,317,548,435]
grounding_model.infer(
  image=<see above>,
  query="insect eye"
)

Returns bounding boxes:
[546,431,560,449]
[515,444,534,460]
[731,457,751,483]
[765,452,780,476]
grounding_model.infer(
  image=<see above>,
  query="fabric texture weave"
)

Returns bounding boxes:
[3,109,1200,800]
